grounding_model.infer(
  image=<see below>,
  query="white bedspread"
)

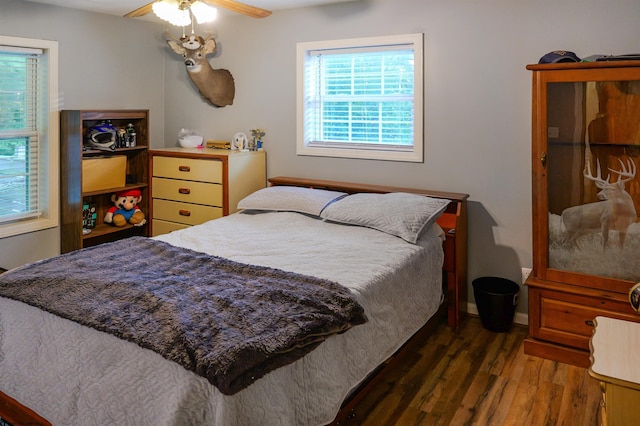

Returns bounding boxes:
[0,211,444,425]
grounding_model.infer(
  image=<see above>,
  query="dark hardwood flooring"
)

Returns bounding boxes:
[338,316,601,426]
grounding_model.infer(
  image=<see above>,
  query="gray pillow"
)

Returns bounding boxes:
[237,186,347,217]
[320,192,450,243]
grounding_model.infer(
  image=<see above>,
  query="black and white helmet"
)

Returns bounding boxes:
[85,122,117,151]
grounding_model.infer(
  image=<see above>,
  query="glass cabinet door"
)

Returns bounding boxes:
[541,74,640,288]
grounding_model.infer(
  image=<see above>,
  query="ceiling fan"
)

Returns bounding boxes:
[124,0,272,21]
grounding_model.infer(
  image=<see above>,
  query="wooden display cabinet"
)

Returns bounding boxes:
[60,110,149,253]
[524,61,640,367]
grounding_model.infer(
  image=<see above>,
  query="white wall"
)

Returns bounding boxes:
[2,0,640,317]
[0,0,165,267]
[161,0,640,316]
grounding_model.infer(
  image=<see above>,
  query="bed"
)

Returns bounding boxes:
[0,177,468,426]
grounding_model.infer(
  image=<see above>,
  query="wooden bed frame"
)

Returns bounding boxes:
[267,177,469,424]
[268,176,469,329]
[1,177,468,425]
[0,391,51,426]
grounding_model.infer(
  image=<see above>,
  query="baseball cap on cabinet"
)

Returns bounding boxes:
[538,50,581,64]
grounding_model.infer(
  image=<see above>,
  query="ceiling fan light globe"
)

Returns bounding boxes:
[191,1,218,23]
[173,9,192,26]
[152,0,191,26]
[151,0,175,19]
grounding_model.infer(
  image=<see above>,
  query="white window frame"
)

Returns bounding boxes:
[0,35,59,238]
[296,33,423,162]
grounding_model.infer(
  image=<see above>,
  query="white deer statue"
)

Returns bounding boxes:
[167,33,235,107]
[561,153,637,250]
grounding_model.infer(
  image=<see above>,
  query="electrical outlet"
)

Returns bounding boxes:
[521,267,532,284]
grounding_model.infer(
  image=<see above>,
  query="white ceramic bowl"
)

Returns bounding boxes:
[178,135,204,148]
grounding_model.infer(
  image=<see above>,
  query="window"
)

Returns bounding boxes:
[297,33,423,162]
[0,36,59,238]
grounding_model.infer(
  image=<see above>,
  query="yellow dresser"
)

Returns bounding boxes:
[589,316,640,426]
[149,148,266,236]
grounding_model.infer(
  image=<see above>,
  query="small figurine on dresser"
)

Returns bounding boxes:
[250,128,266,151]
[104,189,146,227]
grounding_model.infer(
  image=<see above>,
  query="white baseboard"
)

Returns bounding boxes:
[467,302,529,326]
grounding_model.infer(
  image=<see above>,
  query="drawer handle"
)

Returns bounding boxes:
[178,188,191,194]
[178,165,191,172]
[179,209,191,217]
[585,319,595,327]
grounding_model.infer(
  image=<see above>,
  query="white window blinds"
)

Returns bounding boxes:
[304,45,415,150]
[297,33,423,162]
[0,35,58,239]
[0,46,44,224]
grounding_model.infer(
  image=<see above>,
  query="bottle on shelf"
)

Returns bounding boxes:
[126,123,136,147]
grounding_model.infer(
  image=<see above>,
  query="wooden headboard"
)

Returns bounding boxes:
[267,176,469,329]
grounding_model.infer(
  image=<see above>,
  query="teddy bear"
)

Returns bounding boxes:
[104,188,146,227]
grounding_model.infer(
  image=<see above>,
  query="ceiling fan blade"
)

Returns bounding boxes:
[201,0,272,18]
[125,0,272,20]
[124,2,154,18]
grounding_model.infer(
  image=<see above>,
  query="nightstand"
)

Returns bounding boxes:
[589,316,640,426]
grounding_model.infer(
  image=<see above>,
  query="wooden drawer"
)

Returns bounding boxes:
[152,199,223,226]
[529,286,639,350]
[151,219,190,237]
[602,382,640,426]
[152,177,222,206]
[152,156,222,183]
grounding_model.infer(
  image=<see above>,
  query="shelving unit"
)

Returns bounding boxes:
[60,110,149,253]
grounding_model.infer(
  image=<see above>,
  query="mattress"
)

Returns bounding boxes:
[0,211,444,425]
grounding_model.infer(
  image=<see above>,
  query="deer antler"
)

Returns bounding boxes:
[585,157,637,187]
[165,30,184,43]
[609,158,637,184]
[584,158,611,184]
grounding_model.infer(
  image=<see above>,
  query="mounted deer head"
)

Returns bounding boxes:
[167,32,235,107]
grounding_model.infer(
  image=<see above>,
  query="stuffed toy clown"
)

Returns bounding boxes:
[104,188,146,227]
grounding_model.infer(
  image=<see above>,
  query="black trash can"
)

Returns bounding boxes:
[473,277,520,332]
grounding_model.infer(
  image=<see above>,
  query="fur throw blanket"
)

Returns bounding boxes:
[0,237,367,395]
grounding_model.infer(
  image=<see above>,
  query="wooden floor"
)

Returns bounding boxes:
[339,316,601,426]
